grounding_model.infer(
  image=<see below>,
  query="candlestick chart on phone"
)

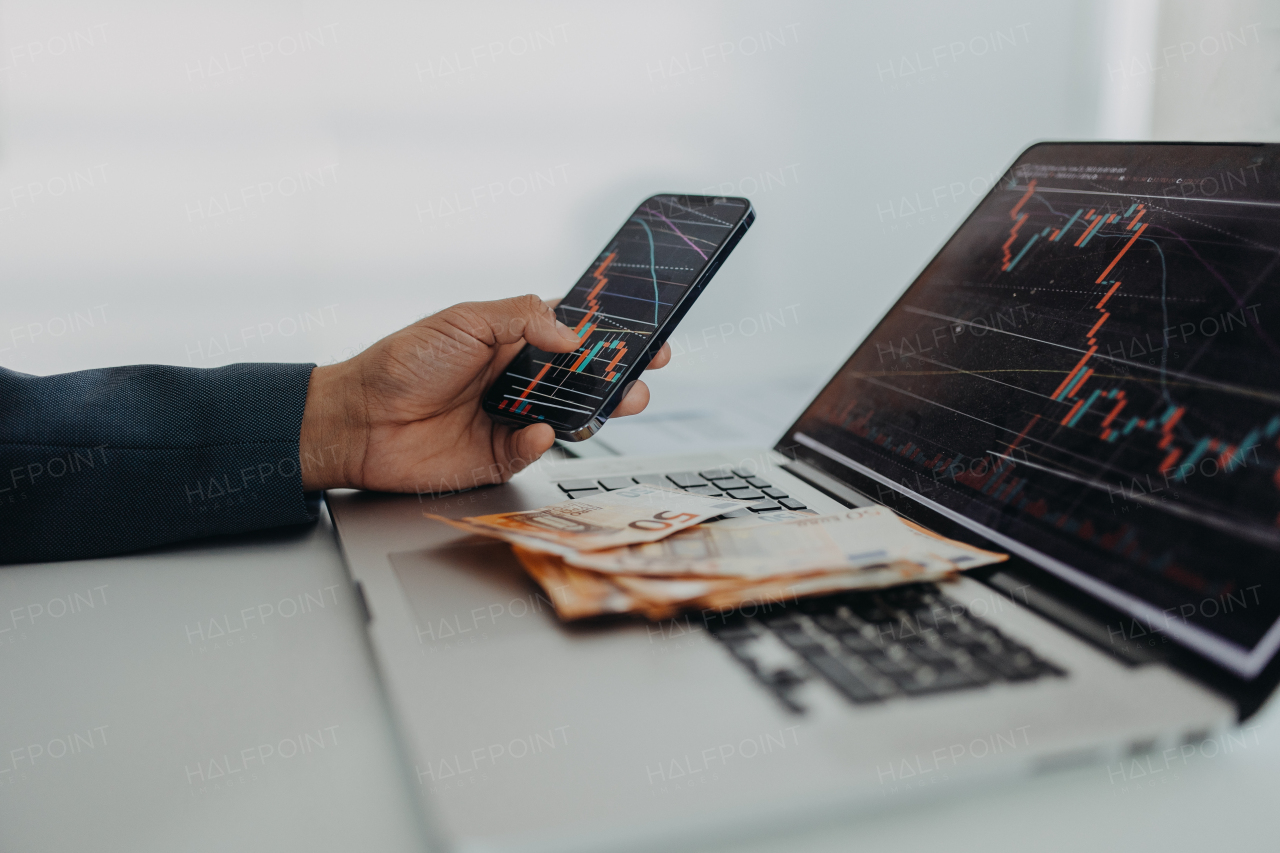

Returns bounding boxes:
[496,196,742,429]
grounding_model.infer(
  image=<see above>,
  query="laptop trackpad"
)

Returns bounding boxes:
[389,539,558,647]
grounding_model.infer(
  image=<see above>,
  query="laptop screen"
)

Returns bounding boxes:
[784,142,1280,679]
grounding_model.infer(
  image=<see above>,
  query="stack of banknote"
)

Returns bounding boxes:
[428,483,1006,621]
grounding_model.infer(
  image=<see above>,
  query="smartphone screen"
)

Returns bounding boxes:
[484,194,753,438]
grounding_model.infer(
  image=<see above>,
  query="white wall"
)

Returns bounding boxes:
[1150,0,1280,141]
[5,0,1264,434]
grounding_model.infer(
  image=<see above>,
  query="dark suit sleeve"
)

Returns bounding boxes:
[0,363,319,564]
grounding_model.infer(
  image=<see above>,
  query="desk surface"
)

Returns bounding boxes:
[3,411,1279,851]
[0,513,430,852]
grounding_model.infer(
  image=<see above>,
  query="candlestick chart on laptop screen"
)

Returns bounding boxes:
[790,143,1280,673]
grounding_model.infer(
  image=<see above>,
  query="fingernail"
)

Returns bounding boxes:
[556,320,577,337]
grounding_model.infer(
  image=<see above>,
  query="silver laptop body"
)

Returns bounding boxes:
[329,141,1280,851]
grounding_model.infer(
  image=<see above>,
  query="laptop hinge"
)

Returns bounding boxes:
[984,570,1158,666]
[780,460,876,509]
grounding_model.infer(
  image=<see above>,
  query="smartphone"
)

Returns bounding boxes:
[483,194,755,441]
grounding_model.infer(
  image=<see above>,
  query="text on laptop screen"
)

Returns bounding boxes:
[788,143,1280,677]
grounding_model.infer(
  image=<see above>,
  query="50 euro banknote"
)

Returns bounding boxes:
[425,484,753,555]
[561,505,1007,579]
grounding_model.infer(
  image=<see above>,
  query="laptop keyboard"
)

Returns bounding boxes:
[705,583,1065,712]
[556,468,810,516]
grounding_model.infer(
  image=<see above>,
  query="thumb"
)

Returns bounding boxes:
[472,294,582,354]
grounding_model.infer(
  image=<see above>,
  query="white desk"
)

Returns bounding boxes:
[0,512,428,852]
[3,427,1277,851]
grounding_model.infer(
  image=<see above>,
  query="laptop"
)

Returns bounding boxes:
[328,141,1280,853]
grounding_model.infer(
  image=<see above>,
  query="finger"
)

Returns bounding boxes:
[487,296,570,375]
[504,423,557,473]
[645,342,672,370]
[489,297,568,362]
[450,294,581,354]
[611,379,650,418]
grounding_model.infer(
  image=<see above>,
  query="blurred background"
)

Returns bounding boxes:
[2,0,1278,450]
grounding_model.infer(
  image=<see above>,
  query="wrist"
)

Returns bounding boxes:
[299,363,366,490]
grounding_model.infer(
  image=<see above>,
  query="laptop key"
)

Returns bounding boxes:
[557,478,599,492]
[900,665,984,696]
[719,509,752,518]
[774,628,822,650]
[632,473,669,486]
[712,477,750,490]
[779,498,808,511]
[973,647,1045,681]
[746,477,772,488]
[666,472,706,488]
[724,487,765,501]
[566,488,601,499]
[837,631,879,654]
[699,468,735,480]
[899,637,953,666]
[863,650,916,678]
[748,500,784,512]
[814,614,854,633]
[597,476,636,490]
[684,485,724,497]
[762,487,789,499]
[803,651,881,703]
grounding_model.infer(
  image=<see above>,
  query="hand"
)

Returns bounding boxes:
[299,295,672,492]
